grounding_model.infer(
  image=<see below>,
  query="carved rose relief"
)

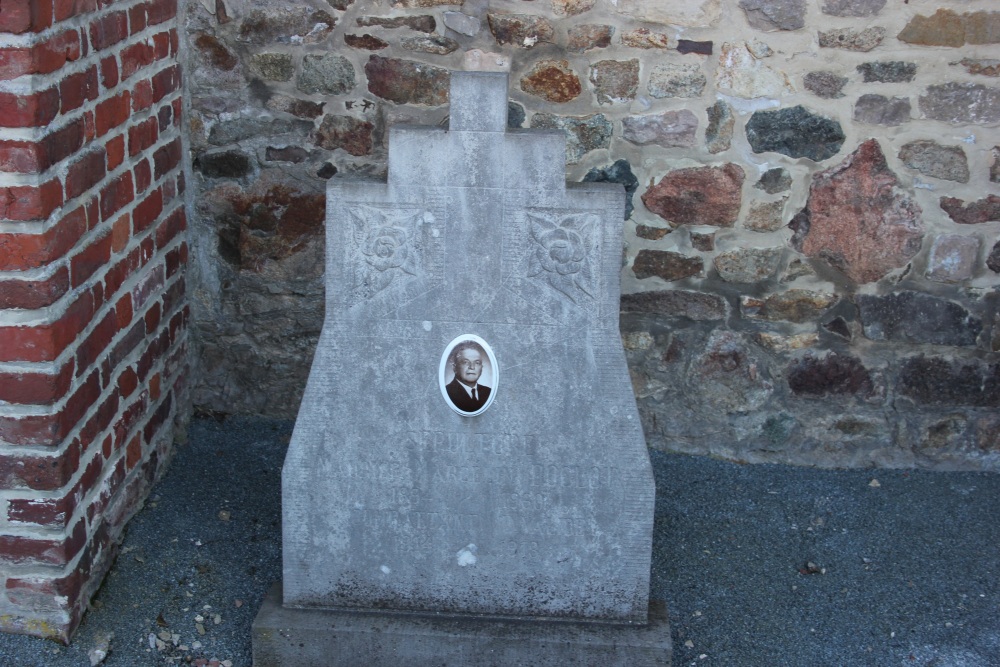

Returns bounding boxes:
[350,207,422,298]
[527,212,597,302]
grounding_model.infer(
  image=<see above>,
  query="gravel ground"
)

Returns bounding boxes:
[1,415,998,666]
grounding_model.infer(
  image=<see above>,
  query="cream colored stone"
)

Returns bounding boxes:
[462,49,511,72]
[612,0,721,27]
[717,42,794,99]
[755,332,819,352]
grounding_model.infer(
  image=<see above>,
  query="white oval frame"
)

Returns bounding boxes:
[439,334,498,417]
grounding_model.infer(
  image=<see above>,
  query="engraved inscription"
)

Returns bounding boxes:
[349,206,425,299]
[527,212,598,304]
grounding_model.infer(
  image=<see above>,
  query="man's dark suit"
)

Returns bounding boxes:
[446,378,491,413]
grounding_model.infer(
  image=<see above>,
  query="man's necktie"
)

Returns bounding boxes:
[472,387,478,402]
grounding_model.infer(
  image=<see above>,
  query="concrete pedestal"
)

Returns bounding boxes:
[252,584,672,667]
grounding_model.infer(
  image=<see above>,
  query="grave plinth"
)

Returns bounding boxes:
[253,70,670,666]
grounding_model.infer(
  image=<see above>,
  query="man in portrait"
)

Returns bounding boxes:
[445,340,492,413]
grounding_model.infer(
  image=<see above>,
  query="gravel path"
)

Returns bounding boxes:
[0,415,997,666]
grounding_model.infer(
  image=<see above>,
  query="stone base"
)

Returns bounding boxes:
[252,583,671,667]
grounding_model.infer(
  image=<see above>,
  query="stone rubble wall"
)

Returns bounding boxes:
[0,0,189,640]
[184,0,999,469]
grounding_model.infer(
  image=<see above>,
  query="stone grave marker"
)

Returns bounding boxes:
[253,69,670,666]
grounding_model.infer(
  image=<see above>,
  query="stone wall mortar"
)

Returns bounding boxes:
[184,0,999,469]
[0,0,190,641]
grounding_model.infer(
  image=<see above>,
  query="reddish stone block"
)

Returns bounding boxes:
[0,49,34,81]
[133,158,151,193]
[149,372,161,400]
[0,266,69,310]
[109,320,145,370]
[0,179,64,222]
[136,329,168,381]
[79,387,119,449]
[99,55,118,88]
[70,230,113,288]
[94,90,131,137]
[143,300,161,332]
[114,292,133,328]
[164,246,181,278]
[99,170,134,222]
[156,103,172,131]
[40,118,88,170]
[0,87,60,128]
[0,287,94,363]
[154,205,185,248]
[0,359,74,405]
[131,265,164,312]
[128,1,147,33]
[162,276,185,317]
[58,64,99,113]
[131,77,153,112]
[74,309,116,375]
[151,64,180,103]
[110,212,130,252]
[84,195,100,230]
[0,0,54,34]
[128,117,158,157]
[152,30,170,60]
[141,392,171,446]
[55,0,98,21]
[171,97,181,127]
[120,41,154,81]
[146,0,177,25]
[0,517,86,567]
[0,140,43,172]
[0,205,87,271]
[132,187,163,233]
[105,133,125,171]
[0,370,99,445]
[152,136,181,179]
[0,438,80,490]
[0,30,80,80]
[65,148,107,201]
[117,366,138,398]
[89,11,128,51]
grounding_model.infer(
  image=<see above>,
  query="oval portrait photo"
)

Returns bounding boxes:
[439,334,498,417]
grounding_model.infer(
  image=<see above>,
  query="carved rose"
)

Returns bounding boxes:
[362,226,410,272]
[527,212,597,302]
[535,227,587,275]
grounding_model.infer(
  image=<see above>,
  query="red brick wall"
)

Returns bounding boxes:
[0,0,188,642]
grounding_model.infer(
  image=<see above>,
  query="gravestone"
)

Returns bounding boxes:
[253,69,670,666]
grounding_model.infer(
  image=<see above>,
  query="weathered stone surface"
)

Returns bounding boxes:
[620,290,726,319]
[344,33,389,50]
[853,94,910,126]
[567,24,614,52]
[856,291,981,346]
[442,11,479,36]
[717,42,794,99]
[919,83,1000,125]
[328,0,354,9]
[266,146,310,163]
[633,250,703,281]
[818,26,885,51]
[940,195,1000,225]
[791,140,922,283]
[194,34,238,71]
[237,9,336,44]
[648,63,706,98]
[714,247,782,283]
[988,240,1000,273]
[705,100,734,154]
[582,159,639,219]
[315,115,374,156]
[401,35,460,54]
[744,198,786,232]
[391,0,454,7]
[642,164,745,228]
[529,113,611,164]
[787,353,873,397]
[823,316,851,339]
[898,356,1000,407]
[804,71,847,99]
[739,0,806,31]
[780,258,815,282]
[634,225,670,240]
[622,110,697,148]
[953,59,1000,77]
[857,61,916,83]
[552,0,597,16]
[297,54,355,95]
[993,147,1000,183]
[690,331,772,413]
[678,40,713,55]
[356,15,436,32]
[925,234,980,284]
[194,150,253,178]
[590,59,638,104]
[520,60,582,103]
[266,95,325,119]
[208,118,313,146]
[507,101,525,129]
[613,0,722,28]
[821,0,884,17]
[690,231,715,251]
[250,53,294,81]
[755,168,791,193]
[746,106,845,161]
[365,56,449,105]
[898,141,969,183]
[741,289,837,322]
[487,13,554,47]
[899,10,1000,47]
[755,332,818,352]
[620,28,672,49]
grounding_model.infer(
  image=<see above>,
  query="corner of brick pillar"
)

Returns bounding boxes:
[0,0,190,642]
